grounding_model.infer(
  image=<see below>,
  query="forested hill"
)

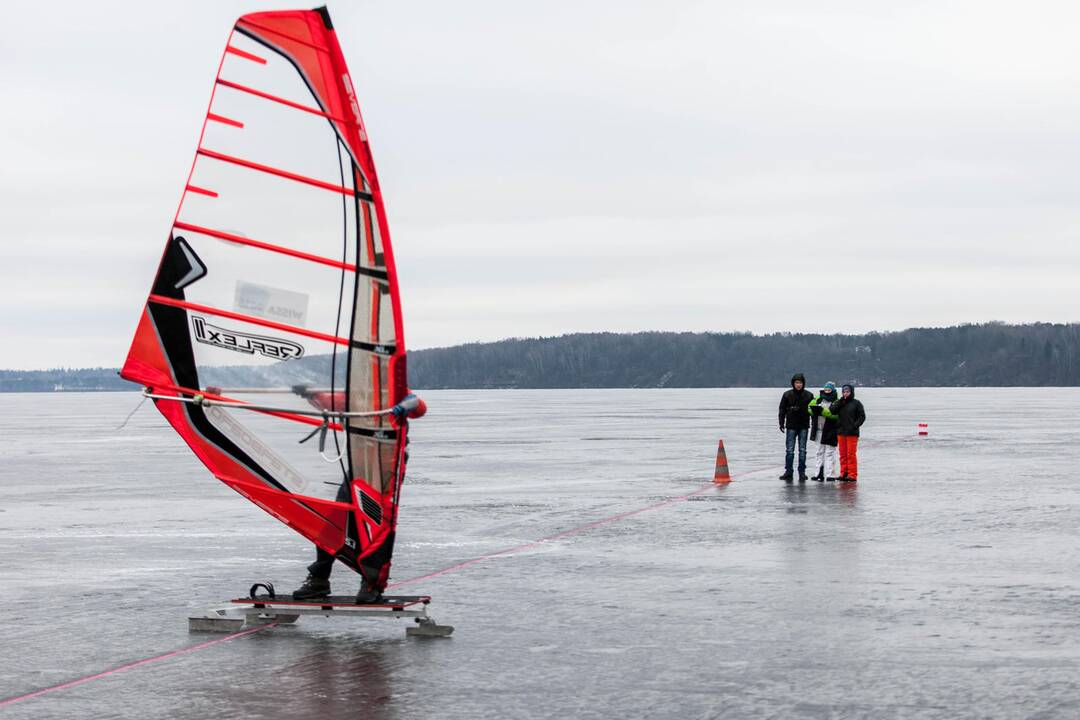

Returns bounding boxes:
[407,323,1080,388]
[2,323,1079,391]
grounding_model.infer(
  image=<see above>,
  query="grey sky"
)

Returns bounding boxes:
[2,1,1078,369]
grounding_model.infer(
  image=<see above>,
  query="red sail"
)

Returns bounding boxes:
[121,7,409,590]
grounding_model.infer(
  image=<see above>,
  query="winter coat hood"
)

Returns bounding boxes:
[842,383,855,398]
[779,378,813,431]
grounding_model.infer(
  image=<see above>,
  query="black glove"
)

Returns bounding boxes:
[779,424,786,433]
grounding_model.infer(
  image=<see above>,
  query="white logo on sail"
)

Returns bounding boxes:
[191,316,304,360]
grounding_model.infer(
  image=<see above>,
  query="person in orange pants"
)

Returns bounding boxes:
[826,384,866,481]
[838,435,859,480]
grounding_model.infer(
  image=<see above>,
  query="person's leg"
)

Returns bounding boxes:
[782,429,796,478]
[837,436,849,478]
[294,547,335,599]
[308,548,335,580]
[849,436,859,479]
[797,429,809,478]
[826,444,840,479]
[813,442,826,479]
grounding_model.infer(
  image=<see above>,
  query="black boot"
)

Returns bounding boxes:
[355,580,383,604]
[779,472,794,482]
[293,573,331,600]
[811,471,825,482]
[798,473,808,483]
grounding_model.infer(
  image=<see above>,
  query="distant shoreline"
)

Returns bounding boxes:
[4,322,1079,391]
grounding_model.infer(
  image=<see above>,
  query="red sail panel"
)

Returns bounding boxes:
[120,6,410,590]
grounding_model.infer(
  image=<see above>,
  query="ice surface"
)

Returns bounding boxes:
[1,388,1079,718]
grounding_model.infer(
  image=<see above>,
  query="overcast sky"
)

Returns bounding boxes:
[2,1,1079,369]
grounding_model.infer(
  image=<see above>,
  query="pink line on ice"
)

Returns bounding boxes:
[0,464,778,706]
[0,623,276,709]
[390,465,779,589]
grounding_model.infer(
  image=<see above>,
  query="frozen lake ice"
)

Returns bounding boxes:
[1,388,1079,718]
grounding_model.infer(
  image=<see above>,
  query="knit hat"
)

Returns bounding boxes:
[823,381,837,393]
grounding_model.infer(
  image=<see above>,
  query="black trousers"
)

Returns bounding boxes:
[308,547,336,580]
[308,478,353,580]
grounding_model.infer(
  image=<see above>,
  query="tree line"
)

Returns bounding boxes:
[406,322,1080,388]
[3,323,1078,391]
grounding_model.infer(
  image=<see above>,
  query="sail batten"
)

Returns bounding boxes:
[147,294,354,347]
[195,148,371,198]
[172,221,363,272]
[225,45,268,64]
[185,184,218,197]
[206,112,245,128]
[215,78,356,125]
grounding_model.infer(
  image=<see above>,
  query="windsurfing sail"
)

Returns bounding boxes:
[120,6,415,591]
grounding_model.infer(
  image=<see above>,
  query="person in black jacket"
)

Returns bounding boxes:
[778,372,814,482]
[825,383,866,481]
[808,381,840,481]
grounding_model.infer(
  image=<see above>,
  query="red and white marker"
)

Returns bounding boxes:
[714,439,731,483]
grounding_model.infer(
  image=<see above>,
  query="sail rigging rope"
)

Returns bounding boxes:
[297,410,350,463]
[113,394,150,432]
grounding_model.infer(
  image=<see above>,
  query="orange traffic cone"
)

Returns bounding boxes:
[714,439,731,483]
